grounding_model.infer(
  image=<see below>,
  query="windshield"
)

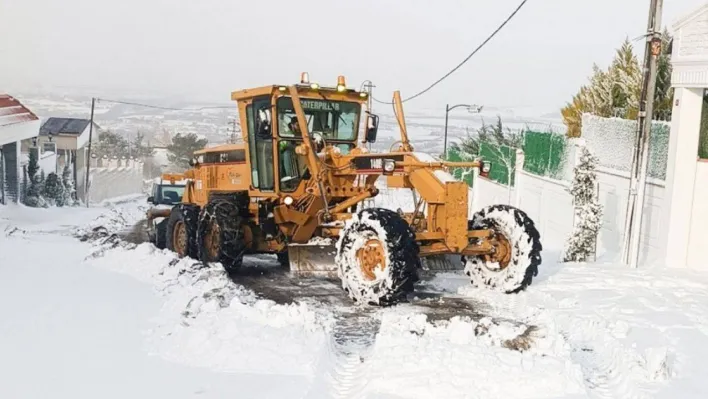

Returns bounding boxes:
[276,97,360,141]
[159,185,185,204]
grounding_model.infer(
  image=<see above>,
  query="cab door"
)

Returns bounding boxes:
[246,96,275,192]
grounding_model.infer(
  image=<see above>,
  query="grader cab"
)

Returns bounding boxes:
[160,74,542,306]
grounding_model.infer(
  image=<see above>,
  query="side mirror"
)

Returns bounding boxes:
[147,196,155,203]
[364,113,379,144]
[188,158,195,167]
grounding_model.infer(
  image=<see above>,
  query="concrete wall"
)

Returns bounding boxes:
[86,158,144,203]
[594,167,666,265]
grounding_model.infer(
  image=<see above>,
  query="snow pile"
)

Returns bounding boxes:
[87,242,334,375]
[454,261,708,398]
[75,201,148,241]
[364,311,586,398]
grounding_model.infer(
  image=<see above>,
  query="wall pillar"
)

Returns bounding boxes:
[514,149,525,208]
[664,87,703,268]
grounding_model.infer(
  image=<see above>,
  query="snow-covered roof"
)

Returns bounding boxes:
[0,94,39,127]
[40,117,98,136]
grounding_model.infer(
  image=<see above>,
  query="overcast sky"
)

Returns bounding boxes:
[0,0,705,113]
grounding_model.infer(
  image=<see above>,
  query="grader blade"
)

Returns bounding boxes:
[419,254,462,277]
[287,243,338,279]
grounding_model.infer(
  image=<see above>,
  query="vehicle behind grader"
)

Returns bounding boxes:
[157,73,542,306]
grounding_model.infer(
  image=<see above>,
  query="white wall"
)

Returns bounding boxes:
[472,153,667,265]
[687,162,708,269]
[594,168,666,265]
[516,171,574,250]
[0,120,40,145]
[87,161,144,203]
[471,177,515,213]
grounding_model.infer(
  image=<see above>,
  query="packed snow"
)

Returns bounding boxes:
[2,196,708,398]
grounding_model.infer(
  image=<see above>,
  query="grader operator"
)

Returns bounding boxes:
[159,74,542,306]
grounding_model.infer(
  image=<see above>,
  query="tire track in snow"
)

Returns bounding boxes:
[565,323,648,399]
[305,308,382,399]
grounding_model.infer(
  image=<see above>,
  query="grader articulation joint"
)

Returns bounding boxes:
[158,73,542,306]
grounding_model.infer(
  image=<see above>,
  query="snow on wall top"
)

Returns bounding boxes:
[0,95,39,128]
[581,114,670,180]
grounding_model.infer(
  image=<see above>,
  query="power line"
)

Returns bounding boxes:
[96,97,234,111]
[373,0,530,105]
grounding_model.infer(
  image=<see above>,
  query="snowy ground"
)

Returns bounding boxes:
[2,198,708,398]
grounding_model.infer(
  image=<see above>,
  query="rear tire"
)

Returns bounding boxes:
[335,208,419,306]
[197,200,246,273]
[166,204,199,259]
[463,204,542,293]
[155,219,168,249]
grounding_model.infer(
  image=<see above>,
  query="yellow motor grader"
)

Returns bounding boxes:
[157,74,542,306]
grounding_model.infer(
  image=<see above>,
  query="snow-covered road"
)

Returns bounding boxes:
[0,204,310,399]
[2,199,708,398]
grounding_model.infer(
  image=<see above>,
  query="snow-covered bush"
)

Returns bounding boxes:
[562,147,603,262]
[25,174,48,208]
[61,165,77,206]
[42,172,65,206]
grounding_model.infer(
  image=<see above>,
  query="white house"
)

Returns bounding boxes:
[663,2,708,269]
[34,117,100,202]
[0,94,40,205]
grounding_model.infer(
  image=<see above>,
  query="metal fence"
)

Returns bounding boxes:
[522,131,567,179]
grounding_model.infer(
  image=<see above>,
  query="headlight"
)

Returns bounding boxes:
[482,162,491,173]
[283,196,294,205]
[383,159,396,172]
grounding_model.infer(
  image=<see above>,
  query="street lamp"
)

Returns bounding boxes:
[443,103,483,158]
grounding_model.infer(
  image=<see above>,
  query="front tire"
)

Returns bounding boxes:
[464,204,542,293]
[197,200,246,273]
[166,204,199,259]
[335,208,419,306]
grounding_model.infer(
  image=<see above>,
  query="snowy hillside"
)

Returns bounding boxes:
[2,197,708,398]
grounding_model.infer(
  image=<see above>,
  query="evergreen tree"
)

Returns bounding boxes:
[61,164,76,206]
[167,133,208,169]
[561,35,674,137]
[448,116,522,158]
[27,149,39,183]
[93,130,130,159]
[562,147,603,262]
[42,172,64,206]
[24,149,47,207]
[131,132,155,159]
[25,174,47,208]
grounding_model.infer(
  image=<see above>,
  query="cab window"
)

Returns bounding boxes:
[276,97,360,141]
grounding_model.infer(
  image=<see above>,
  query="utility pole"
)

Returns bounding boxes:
[444,104,450,158]
[227,117,240,144]
[621,0,664,267]
[85,97,96,208]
